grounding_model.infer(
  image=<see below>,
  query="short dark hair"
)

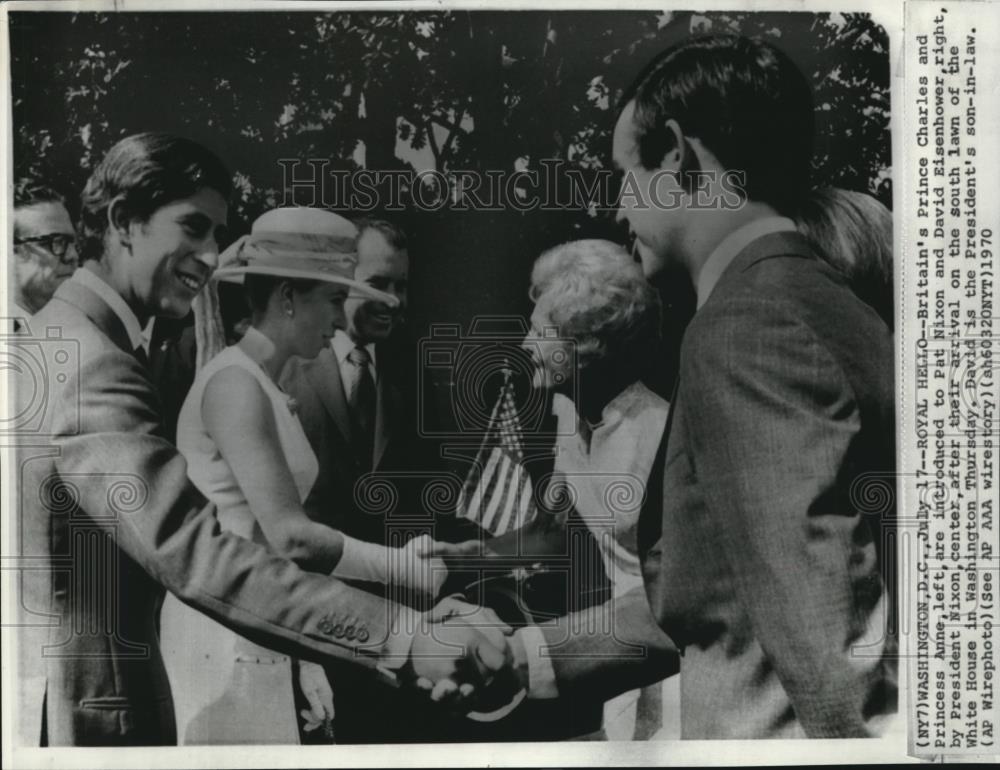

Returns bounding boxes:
[354,218,407,251]
[78,132,232,262]
[621,35,814,214]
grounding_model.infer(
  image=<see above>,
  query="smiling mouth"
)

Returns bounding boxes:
[176,271,203,293]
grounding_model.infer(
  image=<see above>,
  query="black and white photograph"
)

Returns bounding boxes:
[6,0,975,765]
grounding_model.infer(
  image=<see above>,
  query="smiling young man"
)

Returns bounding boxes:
[11,135,509,746]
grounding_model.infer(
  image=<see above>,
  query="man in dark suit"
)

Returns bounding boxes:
[8,134,509,747]
[282,219,487,742]
[608,35,897,738]
[282,219,466,545]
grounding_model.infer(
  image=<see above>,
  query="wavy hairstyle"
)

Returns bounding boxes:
[797,187,894,330]
[530,239,662,377]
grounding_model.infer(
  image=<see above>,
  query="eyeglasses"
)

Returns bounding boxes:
[14,234,77,260]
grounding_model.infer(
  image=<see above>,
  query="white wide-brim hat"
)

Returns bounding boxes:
[213,206,397,307]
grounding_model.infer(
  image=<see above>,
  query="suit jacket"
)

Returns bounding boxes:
[641,231,896,738]
[11,278,403,746]
[280,338,466,545]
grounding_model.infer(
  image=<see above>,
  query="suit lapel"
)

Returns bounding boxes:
[309,348,353,444]
[53,279,133,356]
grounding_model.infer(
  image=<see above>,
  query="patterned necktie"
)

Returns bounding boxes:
[346,346,376,471]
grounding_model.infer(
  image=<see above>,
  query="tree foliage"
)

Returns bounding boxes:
[11,9,891,225]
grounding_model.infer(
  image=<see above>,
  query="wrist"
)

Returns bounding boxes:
[513,626,558,699]
[331,534,390,583]
[379,605,426,672]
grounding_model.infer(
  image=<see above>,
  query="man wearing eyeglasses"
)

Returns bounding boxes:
[12,184,79,329]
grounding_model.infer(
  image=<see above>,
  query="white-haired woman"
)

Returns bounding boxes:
[519,238,675,739]
[160,208,465,745]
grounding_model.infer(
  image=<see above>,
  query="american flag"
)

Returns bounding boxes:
[456,372,538,535]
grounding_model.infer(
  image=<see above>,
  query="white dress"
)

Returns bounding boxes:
[160,333,319,745]
[550,381,676,740]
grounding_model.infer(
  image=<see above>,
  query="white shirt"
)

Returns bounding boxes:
[73,267,147,352]
[331,329,377,390]
[695,217,797,309]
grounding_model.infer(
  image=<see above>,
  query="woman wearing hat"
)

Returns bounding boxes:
[159,207,465,745]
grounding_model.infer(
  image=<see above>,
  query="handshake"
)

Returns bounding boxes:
[400,595,531,715]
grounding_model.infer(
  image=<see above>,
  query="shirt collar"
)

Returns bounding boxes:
[552,380,653,440]
[72,267,146,351]
[332,329,376,370]
[695,217,797,309]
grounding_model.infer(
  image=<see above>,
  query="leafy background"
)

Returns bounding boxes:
[10,9,891,413]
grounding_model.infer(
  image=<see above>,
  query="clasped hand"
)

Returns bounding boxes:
[390,534,480,597]
[405,596,524,712]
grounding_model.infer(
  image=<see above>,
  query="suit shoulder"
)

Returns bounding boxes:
[30,299,140,378]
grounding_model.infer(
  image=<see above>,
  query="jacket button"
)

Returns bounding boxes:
[318,619,334,634]
[356,628,369,643]
[344,626,356,640]
[332,624,345,638]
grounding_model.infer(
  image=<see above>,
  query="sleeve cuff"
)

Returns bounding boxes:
[378,605,425,671]
[515,625,559,699]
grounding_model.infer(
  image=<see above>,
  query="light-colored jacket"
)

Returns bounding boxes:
[11,277,399,746]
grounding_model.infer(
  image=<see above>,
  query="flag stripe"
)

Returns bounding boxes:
[481,454,511,532]
[457,378,539,535]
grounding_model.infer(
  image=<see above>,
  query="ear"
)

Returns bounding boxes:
[278,280,295,316]
[107,196,133,248]
[658,119,686,171]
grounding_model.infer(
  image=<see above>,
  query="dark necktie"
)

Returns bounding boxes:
[346,346,376,471]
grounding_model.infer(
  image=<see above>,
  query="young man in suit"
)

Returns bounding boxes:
[609,35,897,738]
[8,134,510,747]
[499,34,895,740]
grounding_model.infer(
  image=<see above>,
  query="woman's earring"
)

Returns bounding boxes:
[286,308,294,318]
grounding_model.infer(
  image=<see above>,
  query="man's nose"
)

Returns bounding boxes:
[63,242,80,268]
[195,238,220,271]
